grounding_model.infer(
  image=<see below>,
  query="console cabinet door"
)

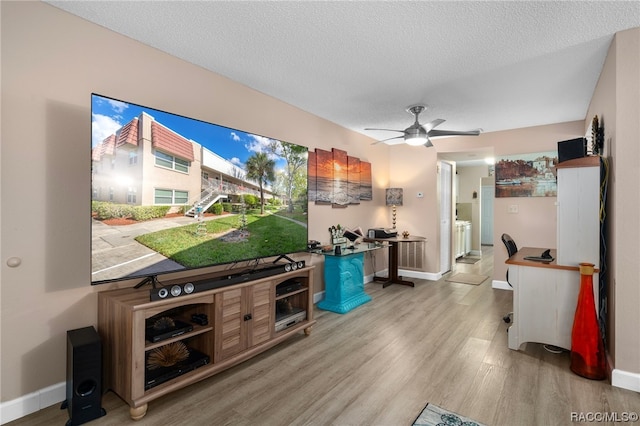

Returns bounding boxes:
[248,281,274,347]
[214,281,275,362]
[215,287,245,361]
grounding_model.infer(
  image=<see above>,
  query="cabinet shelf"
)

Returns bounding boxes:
[98,265,315,420]
[144,325,213,351]
[275,286,308,300]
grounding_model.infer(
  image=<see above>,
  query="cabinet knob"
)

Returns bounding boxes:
[243,314,252,321]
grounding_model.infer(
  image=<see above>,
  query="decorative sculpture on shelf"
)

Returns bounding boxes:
[147,342,189,370]
[591,115,604,155]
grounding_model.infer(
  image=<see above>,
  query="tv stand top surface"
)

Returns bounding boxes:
[100,265,315,307]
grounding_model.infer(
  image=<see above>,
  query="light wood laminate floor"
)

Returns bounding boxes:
[9,247,639,425]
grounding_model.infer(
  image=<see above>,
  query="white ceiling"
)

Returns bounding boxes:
[47,1,639,165]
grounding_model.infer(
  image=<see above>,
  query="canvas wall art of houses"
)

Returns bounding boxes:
[495,151,558,198]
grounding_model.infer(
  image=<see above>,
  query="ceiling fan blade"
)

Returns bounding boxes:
[364,128,405,133]
[424,137,434,148]
[424,119,445,132]
[371,135,405,145]
[428,129,481,137]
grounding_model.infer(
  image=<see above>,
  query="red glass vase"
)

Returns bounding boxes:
[570,262,606,380]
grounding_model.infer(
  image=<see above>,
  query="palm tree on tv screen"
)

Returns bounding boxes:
[269,141,307,213]
[245,152,275,215]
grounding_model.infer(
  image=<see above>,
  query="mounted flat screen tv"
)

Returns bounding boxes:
[91,94,308,285]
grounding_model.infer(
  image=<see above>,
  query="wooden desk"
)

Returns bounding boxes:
[364,236,426,288]
[506,247,597,351]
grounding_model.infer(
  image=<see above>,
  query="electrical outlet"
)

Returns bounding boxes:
[508,204,519,214]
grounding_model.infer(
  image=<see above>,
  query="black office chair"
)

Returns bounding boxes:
[501,233,518,324]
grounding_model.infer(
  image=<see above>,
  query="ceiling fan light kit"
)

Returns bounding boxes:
[367,104,481,147]
[405,137,427,146]
[404,129,428,146]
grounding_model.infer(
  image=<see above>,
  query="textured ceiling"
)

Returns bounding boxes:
[47,1,639,163]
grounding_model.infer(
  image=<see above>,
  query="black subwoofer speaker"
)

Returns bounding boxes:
[60,326,106,426]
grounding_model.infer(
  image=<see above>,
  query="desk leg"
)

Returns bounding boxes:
[373,242,415,288]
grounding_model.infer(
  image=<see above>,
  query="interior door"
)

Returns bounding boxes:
[481,185,494,245]
[439,161,453,274]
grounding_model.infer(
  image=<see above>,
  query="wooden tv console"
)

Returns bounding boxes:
[97,266,315,420]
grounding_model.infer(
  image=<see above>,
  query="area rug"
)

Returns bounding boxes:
[413,403,486,426]
[456,257,480,264]
[445,273,488,285]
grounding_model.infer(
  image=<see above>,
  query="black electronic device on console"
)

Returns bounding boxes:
[524,249,554,263]
[367,228,398,239]
[191,313,208,326]
[276,280,303,297]
[144,348,209,390]
[558,137,587,163]
[145,319,193,343]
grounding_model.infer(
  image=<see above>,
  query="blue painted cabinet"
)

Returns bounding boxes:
[318,251,372,314]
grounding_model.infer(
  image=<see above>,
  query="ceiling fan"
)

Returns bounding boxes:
[366,104,482,147]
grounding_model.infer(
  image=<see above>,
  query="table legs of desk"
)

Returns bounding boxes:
[373,242,415,288]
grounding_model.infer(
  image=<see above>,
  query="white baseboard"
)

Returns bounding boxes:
[371,269,443,283]
[612,368,640,392]
[492,279,512,291]
[364,271,381,284]
[398,269,441,281]
[0,382,65,425]
[366,268,441,283]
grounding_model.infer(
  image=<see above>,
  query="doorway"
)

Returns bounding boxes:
[439,161,453,274]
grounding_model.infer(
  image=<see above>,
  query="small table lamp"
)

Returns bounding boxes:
[385,188,403,229]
